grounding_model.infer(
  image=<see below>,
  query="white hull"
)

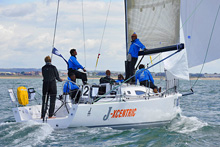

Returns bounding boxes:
[70,95,180,129]
[10,85,181,129]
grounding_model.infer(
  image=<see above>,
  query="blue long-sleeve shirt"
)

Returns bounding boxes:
[135,68,154,84]
[68,56,84,70]
[128,39,146,58]
[63,77,79,93]
[115,79,124,83]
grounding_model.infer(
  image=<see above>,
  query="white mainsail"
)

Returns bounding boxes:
[126,0,181,50]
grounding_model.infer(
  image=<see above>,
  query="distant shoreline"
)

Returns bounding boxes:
[0,76,220,80]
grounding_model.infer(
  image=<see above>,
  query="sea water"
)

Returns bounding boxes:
[0,78,219,146]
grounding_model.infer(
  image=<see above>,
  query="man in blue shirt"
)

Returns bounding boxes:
[68,49,88,85]
[63,72,81,103]
[135,64,159,93]
[126,33,146,83]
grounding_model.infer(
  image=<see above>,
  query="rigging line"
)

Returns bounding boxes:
[180,0,204,30]
[146,53,161,65]
[95,49,182,102]
[145,0,204,66]
[191,4,220,89]
[95,0,112,70]
[51,0,61,61]
[82,0,86,67]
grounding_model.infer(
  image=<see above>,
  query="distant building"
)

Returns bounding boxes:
[0,72,15,76]
[189,73,205,78]
[204,73,220,78]
[155,72,165,77]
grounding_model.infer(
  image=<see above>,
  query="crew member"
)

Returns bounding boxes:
[135,64,159,93]
[63,72,81,103]
[68,49,88,84]
[41,56,63,119]
[115,74,124,83]
[100,70,115,84]
[126,32,146,83]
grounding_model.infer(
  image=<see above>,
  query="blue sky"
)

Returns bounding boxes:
[0,0,220,73]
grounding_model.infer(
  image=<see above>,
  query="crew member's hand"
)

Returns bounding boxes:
[83,68,86,72]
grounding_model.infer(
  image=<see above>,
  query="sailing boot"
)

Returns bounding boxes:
[159,87,161,93]
[153,88,158,93]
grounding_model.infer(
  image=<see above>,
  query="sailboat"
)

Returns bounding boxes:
[8,0,220,129]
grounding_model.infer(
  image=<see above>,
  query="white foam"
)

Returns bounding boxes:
[74,126,122,136]
[23,121,54,146]
[3,120,54,146]
[0,121,17,126]
[168,115,208,134]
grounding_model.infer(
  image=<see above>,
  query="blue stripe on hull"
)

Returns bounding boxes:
[85,120,171,130]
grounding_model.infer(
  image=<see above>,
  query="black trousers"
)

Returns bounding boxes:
[68,69,87,84]
[126,57,138,82]
[70,90,81,103]
[41,81,57,118]
[140,80,158,90]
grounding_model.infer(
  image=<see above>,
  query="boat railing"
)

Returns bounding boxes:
[165,79,179,95]
[61,80,85,104]
[71,82,165,103]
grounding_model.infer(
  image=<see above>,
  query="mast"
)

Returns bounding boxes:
[124,0,129,76]
[124,0,128,57]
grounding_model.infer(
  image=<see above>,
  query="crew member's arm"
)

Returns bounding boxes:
[110,78,116,84]
[54,66,62,82]
[63,82,68,94]
[138,41,146,50]
[72,84,79,90]
[41,66,46,79]
[71,56,86,71]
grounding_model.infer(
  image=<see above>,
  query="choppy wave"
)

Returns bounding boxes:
[0,79,220,146]
[0,121,53,147]
[168,114,208,134]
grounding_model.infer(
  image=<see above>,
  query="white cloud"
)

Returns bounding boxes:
[0,0,127,71]
[0,0,220,73]
[0,3,36,17]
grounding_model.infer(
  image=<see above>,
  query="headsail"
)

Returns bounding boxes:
[181,0,220,68]
[162,24,189,81]
[125,0,181,52]
[161,0,220,81]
